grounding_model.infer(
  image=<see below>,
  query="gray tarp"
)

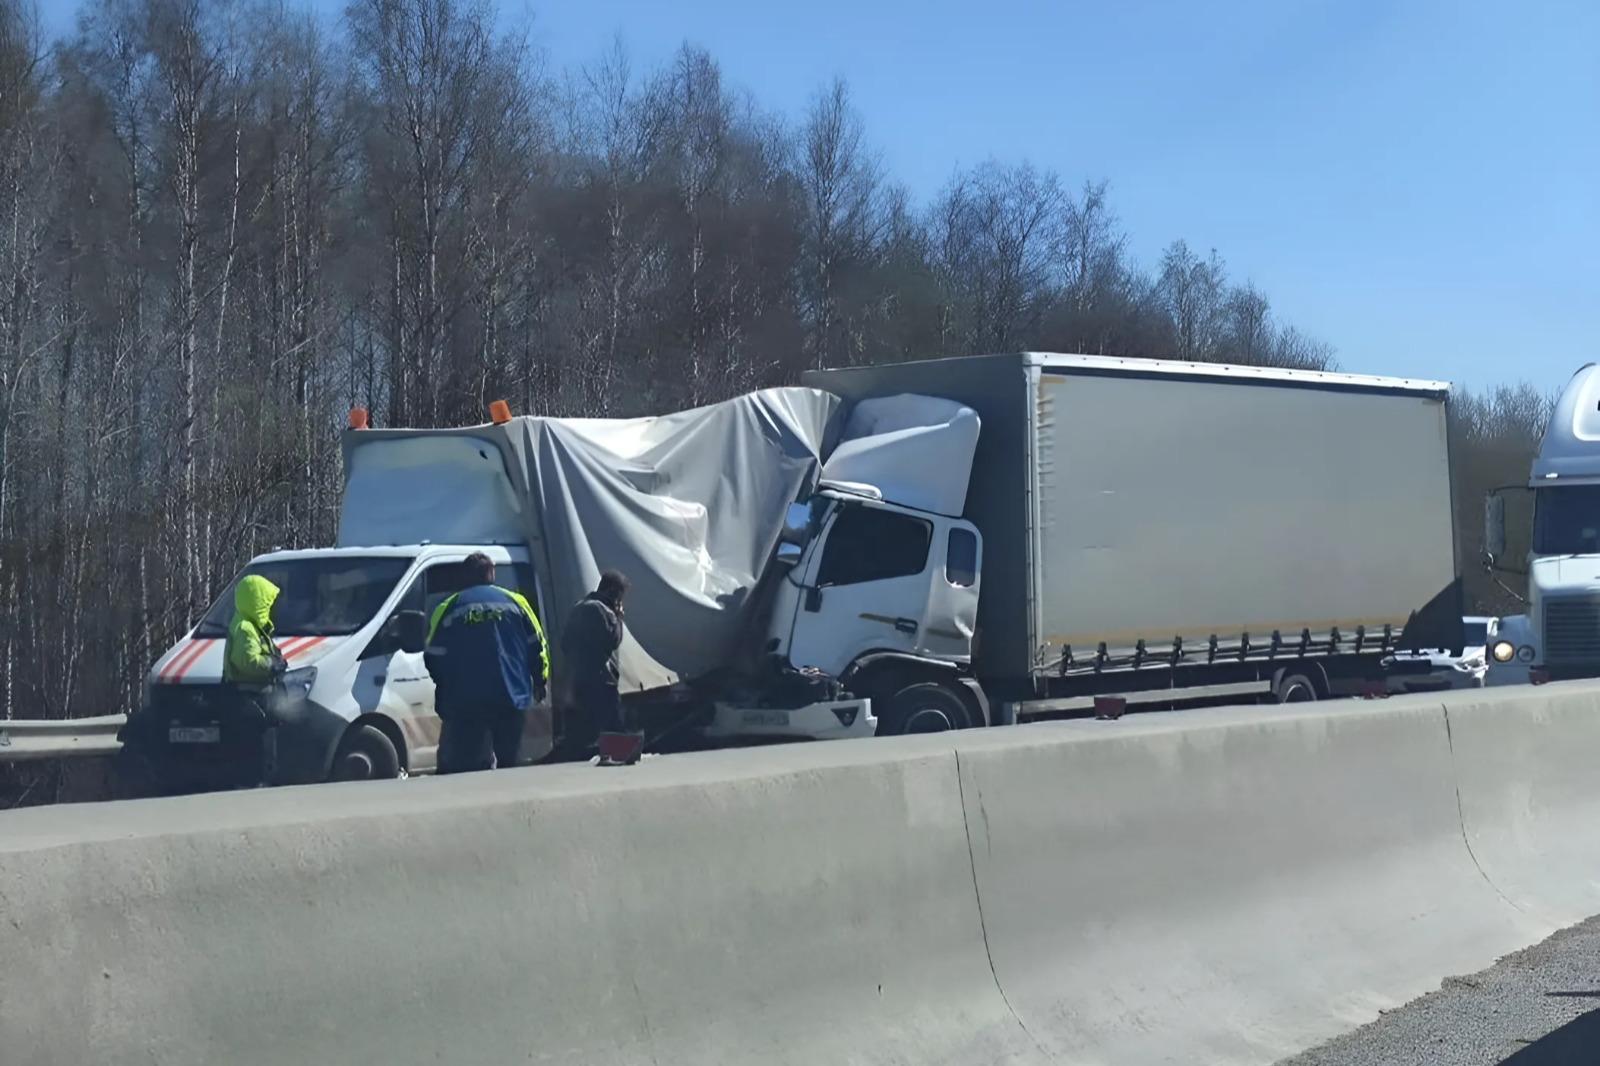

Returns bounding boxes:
[340,389,841,693]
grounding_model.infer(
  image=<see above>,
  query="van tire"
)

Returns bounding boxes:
[332,724,401,782]
[879,681,976,735]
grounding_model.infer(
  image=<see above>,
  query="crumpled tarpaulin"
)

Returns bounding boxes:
[342,389,841,692]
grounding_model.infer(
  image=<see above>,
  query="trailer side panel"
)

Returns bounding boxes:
[1036,365,1456,666]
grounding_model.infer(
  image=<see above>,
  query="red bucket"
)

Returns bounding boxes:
[597,732,644,766]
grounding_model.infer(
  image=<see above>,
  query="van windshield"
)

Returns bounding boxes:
[194,557,412,638]
[1533,485,1600,556]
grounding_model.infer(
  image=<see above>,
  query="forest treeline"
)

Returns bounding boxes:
[0,0,1549,722]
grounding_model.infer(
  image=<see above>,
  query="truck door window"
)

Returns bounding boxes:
[816,506,932,587]
[946,528,978,587]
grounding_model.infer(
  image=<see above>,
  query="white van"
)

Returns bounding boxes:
[122,545,552,788]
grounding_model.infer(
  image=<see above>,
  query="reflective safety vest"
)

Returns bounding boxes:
[425,584,548,713]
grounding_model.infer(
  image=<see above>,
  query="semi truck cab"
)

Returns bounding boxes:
[1486,363,1600,684]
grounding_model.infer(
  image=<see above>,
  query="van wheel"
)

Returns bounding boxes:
[880,681,974,735]
[1272,670,1320,704]
[332,724,401,781]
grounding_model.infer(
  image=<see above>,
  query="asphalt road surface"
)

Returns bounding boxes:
[1282,914,1600,1066]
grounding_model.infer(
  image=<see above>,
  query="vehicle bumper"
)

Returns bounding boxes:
[122,685,347,789]
[703,698,876,743]
[1390,668,1487,693]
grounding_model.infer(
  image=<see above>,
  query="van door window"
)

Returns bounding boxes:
[816,506,932,587]
[423,561,480,623]
[386,561,482,636]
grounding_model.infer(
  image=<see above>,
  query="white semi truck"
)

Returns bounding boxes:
[1485,363,1600,684]
[122,353,1463,789]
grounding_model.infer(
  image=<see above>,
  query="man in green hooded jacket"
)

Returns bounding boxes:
[224,574,286,685]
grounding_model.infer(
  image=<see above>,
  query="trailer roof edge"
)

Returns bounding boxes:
[1020,352,1450,395]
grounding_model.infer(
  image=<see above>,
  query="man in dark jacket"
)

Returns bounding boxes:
[560,570,628,758]
[425,553,549,774]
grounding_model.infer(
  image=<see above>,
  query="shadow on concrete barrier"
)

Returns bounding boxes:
[0,685,1596,1064]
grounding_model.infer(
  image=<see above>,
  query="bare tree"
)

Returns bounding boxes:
[931,161,1063,351]
[148,0,226,618]
[1224,283,1271,364]
[798,77,877,368]
[1157,239,1227,362]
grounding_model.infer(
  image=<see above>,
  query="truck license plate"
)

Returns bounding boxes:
[169,726,221,744]
[740,710,789,728]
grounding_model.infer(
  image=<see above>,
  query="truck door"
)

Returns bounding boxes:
[786,501,936,678]
[922,523,982,663]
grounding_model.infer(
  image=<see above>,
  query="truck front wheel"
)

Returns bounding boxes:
[880,681,976,735]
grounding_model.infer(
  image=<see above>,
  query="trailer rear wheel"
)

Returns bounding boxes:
[331,724,401,782]
[880,681,975,735]
[1271,670,1320,704]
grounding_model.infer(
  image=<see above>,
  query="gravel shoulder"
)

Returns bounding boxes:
[1281,914,1600,1066]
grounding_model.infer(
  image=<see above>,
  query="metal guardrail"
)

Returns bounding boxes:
[0,715,125,762]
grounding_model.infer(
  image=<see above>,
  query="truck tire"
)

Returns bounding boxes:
[1271,669,1320,704]
[331,724,401,782]
[880,681,975,735]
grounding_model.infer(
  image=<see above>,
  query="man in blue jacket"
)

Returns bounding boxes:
[425,553,549,774]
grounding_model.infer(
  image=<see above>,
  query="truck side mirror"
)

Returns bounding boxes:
[775,541,803,568]
[394,610,428,655]
[1484,485,1533,576]
[1484,491,1507,563]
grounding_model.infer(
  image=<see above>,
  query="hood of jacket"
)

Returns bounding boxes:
[234,574,280,632]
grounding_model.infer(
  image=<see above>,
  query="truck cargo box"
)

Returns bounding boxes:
[806,353,1459,682]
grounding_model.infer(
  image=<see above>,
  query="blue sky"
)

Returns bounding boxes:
[39,0,1600,393]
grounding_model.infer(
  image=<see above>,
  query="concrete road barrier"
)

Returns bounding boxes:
[1444,681,1600,928]
[2,686,1599,1064]
[953,698,1550,1064]
[0,746,1036,1066]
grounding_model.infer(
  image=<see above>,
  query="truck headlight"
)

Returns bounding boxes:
[1492,641,1516,663]
[1517,645,1536,663]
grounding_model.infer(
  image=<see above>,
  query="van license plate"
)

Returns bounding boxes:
[169,726,221,744]
[740,710,789,728]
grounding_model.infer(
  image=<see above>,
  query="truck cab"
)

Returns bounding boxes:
[763,487,986,733]
[1486,363,1600,684]
[123,544,553,788]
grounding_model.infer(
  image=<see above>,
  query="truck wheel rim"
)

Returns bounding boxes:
[1283,680,1314,702]
[904,707,954,733]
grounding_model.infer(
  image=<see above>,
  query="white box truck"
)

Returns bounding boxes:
[121,353,1462,789]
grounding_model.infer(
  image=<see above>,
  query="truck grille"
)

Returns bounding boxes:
[1544,597,1600,664]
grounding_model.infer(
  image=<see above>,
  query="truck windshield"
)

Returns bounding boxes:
[1533,486,1600,556]
[193,557,412,638]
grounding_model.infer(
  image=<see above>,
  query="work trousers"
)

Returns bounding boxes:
[438,706,526,774]
[554,682,623,762]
